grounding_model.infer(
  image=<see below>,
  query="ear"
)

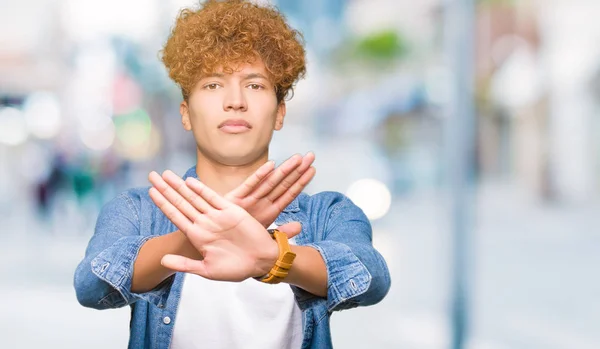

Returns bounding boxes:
[180,100,192,131]
[274,102,286,131]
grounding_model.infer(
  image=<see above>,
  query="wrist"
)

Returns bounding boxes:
[254,236,279,278]
[173,230,203,260]
[254,229,296,284]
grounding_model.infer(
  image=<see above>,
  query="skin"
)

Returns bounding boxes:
[131,59,328,297]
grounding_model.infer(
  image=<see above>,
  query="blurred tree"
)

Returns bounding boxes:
[334,29,409,69]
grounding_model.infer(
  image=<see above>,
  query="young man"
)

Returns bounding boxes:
[74,1,391,348]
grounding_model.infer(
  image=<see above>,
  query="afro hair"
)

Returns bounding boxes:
[161,0,307,103]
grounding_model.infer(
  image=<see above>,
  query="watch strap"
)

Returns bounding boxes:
[254,229,296,284]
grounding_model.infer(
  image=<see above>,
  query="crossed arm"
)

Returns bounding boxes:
[131,152,328,297]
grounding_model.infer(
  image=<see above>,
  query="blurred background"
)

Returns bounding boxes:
[1,0,599,348]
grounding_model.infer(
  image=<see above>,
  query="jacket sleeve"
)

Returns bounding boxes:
[300,193,391,313]
[73,191,173,310]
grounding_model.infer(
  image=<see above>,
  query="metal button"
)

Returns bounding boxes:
[163,316,171,325]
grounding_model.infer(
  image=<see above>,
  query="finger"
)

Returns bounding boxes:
[148,187,194,234]
[226,161,275,199]
[161,254,211,278]
[276,222,302,239]
[185,177,229,210]
[162,170,212,214]
[267,151,315,202]
[273,166,316,211]
[149,171,201,222]
[251,154,302,199]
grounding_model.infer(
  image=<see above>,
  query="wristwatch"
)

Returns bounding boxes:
[254,229,296,284]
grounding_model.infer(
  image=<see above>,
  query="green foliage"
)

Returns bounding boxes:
[354,29,407,61]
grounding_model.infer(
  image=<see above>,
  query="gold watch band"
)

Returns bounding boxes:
[255,229,296,284]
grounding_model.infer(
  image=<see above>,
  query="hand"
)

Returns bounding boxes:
[225,152,316,228]
[148,171,302,281]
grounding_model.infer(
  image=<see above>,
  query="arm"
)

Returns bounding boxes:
[293,193,391,312]
[131,155,315,292]
[131,230,202,293]
[282,245,328,297]
[74,191,178,309]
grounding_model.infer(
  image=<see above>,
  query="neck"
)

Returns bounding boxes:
[195,149,269,196]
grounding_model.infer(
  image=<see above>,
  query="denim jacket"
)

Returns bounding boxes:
[74,166,391,349]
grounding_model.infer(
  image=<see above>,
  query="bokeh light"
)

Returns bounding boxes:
[346,178,392,220]
[113,108,160,160]
[79,120,116,151]
[0,107,28,146]
[22,92,62,139]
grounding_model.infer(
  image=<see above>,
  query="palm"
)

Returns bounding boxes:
[190,205,273,263]
[194,238,260,282]
[153,180,279,281]
[226,195,280,228]
[196,204,249,234]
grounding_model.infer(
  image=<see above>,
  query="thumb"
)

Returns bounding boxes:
[276,222,302,239]
[161,254,210,278]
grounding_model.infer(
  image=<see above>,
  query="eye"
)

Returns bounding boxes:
[205,83,220,90]
[247,84,263,90]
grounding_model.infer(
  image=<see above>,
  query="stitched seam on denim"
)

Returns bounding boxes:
[306,243,340,298]
[332,260,373,312]
[121,193,140,222]
[327,253,372,312]
[308,242,346,312]
[316,310,329,324]
[323,242,346,312]
[153,308,162,347]
[92,257,129,307]
[126,235,156,303]
[322,197,352,241]
[163,273,186,347]
[92,236,153,307]
[99,289,125,308]
[329,196,349,219]
[299,308,314,349]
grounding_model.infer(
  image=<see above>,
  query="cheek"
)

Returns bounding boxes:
[254,98,279,120]
[188,100,218,129]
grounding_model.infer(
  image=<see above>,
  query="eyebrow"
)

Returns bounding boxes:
[241,73,269,81]
[202,72,269,80]
[203,73,226,78]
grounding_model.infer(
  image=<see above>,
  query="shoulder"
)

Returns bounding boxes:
[120,186,152,204]
[298,191,346,208]
[297,191,367,220]
[99,186,152,219]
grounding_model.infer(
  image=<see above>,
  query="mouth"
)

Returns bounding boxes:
[218,119,252,134]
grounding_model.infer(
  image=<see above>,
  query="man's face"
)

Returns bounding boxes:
[180,59,285,166]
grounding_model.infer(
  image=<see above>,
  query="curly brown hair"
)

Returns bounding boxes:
[160,0,307,103]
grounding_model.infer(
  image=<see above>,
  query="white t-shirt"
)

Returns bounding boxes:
[169,226,303,349]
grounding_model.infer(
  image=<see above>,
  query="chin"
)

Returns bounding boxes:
[214,151,257,166]
[198,141,267,166]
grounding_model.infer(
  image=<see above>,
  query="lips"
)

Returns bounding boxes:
[218,119,252,128]
[218,119,252,134]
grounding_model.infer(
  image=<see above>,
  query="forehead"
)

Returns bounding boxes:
[204,59,271,80]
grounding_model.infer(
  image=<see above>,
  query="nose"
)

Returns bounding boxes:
[224,86,247,112]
